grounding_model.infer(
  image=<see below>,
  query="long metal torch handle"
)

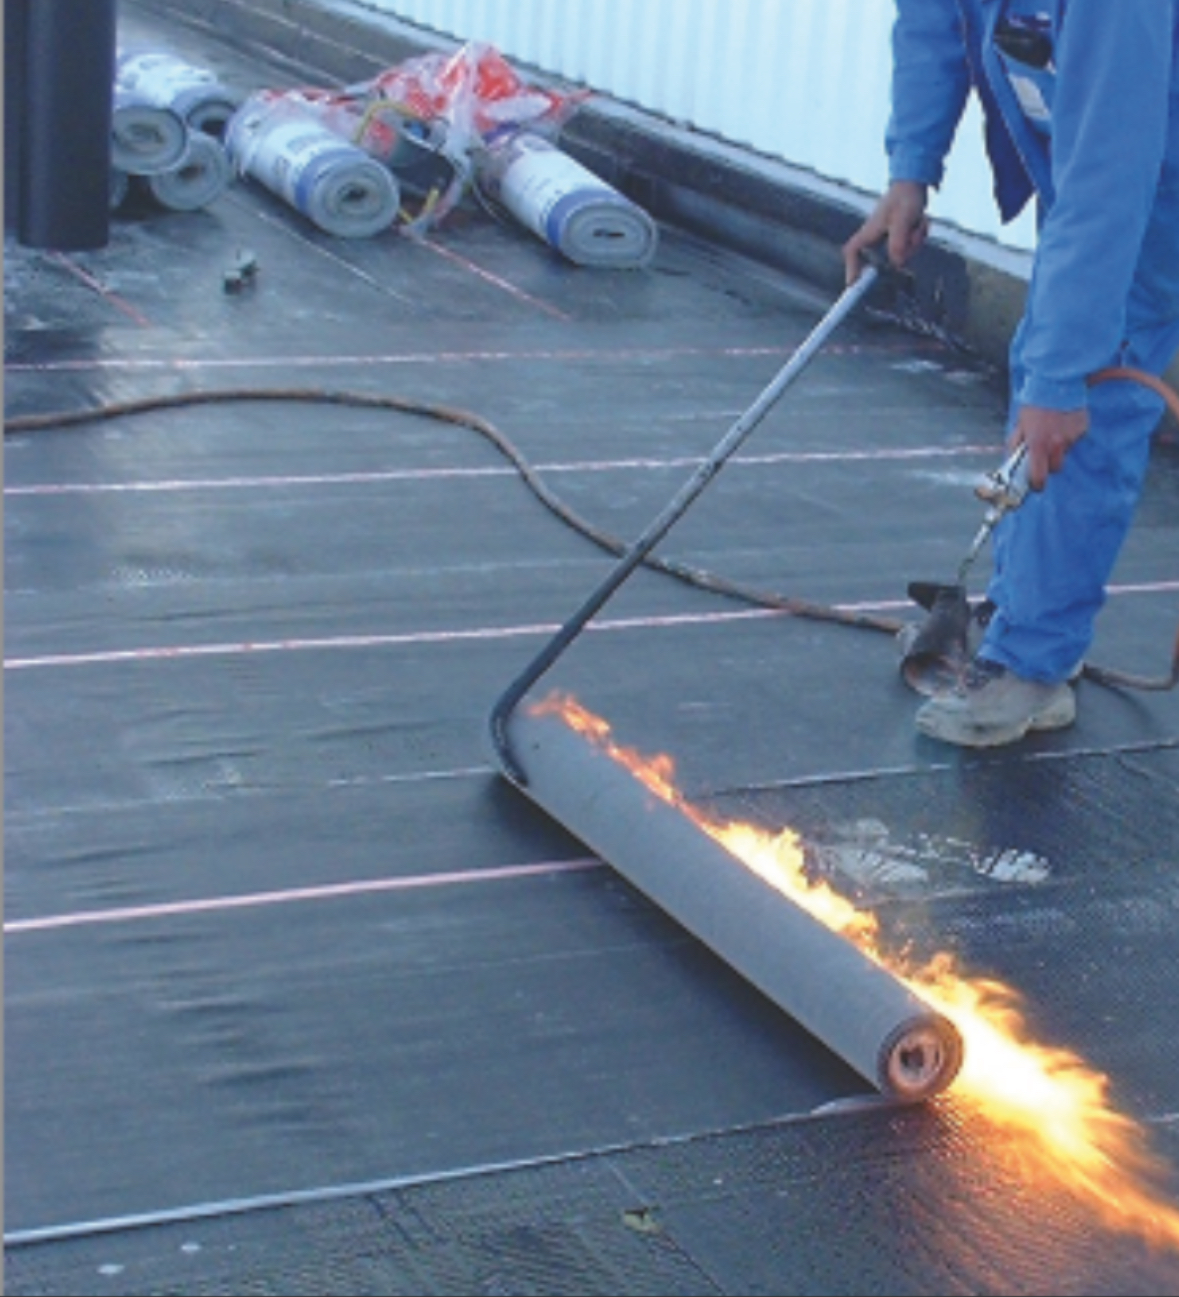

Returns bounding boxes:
[489,265,881,785]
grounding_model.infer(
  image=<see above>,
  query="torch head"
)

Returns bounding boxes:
[898,581,975,696]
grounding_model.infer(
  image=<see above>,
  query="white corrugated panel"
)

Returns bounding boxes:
[353,0,1036,251]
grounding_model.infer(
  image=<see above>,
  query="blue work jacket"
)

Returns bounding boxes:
[887,0,1179,411]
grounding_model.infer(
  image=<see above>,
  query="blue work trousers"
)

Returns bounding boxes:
[982,309,1179,682]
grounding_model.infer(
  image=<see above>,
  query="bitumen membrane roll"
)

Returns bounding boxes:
[114,49,241,138]
[476,131,659,268]
[225,94,402,238]
[111,90,190,177]
[500,703,964,1103]
[140,130,232,211]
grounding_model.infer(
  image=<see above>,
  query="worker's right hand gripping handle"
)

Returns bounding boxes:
[859,240,917,295]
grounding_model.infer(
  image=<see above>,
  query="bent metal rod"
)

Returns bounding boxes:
[487,264,883,785]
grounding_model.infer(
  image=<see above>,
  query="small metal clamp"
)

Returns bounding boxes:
[223,248,259,293]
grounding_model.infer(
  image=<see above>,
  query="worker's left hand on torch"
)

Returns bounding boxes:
[1010,403,1089,491]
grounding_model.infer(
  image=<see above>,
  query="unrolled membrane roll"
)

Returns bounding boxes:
[499,703,964,1103]
[225,96,401,238]
[143,130,231,211]
[477,131,658,268]
[111,85,189,176]
[115,50,240,139]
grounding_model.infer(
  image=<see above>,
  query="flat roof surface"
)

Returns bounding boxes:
[5,3,1179,1293]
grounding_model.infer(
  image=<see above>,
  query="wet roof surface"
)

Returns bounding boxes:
[5,3,1179,1293]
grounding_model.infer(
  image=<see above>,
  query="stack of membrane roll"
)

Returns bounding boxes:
[224,91,401,238]
[111,51,237,213]
[475,131,658,268]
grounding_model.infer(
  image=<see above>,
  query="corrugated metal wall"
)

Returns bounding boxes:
[353,0,1036,253]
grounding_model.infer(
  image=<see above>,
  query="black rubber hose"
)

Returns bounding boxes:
[2,385,904,636]
[5,382,1175,692]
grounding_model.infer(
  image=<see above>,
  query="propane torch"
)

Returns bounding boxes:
[956,443,1031,585]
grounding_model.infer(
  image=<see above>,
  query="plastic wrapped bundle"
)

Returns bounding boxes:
[111,83,189,175]
[262,87,440,173]
[115,50,241,138]
[225,94,401,238]
[141,130,232,211]
[476,131,658,268]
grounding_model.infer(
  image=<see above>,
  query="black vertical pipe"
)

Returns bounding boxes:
[3,0,28,233]
[9,0,117,249]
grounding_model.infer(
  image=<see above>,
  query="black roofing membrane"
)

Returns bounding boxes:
[5,1,1179,1292]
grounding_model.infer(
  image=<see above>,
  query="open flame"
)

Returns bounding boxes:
[534,691,1179,1251]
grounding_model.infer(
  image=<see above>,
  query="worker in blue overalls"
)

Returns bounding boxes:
[844,1,1179,747]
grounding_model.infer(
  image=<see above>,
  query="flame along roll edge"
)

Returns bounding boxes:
[500,706,964,1103]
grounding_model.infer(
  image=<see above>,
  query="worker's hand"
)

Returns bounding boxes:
[842,180,930,284]
[1012,404,1089,490]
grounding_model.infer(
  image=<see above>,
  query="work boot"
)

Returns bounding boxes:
[915,657,1076,747]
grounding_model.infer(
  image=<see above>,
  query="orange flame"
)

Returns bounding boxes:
[533,691,1179,1251]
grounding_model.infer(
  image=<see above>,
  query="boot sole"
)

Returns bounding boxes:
[915,687,1077,748]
